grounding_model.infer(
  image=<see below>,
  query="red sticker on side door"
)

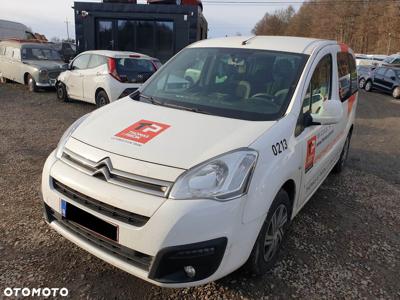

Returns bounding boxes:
[305,136,317,173]
[115,120,170,144]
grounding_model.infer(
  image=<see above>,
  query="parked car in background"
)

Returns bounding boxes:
[364,65,400,99]
[380,53,400,66]
[357,65,374,89]
[50,42,76,63]
[0,40,67,91]
[355,54,387,66]
[0,19,35,40]
[56,50,161,107]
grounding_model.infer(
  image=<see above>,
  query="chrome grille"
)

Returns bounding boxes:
[61,149,172,197]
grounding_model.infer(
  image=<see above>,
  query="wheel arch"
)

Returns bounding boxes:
[95,87,107,98]
[280,179,296,217]
[23,72,31,84]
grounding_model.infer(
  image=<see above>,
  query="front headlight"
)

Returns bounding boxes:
[169,149,258,201]
[39,69,48,78]
[55,114,90,159]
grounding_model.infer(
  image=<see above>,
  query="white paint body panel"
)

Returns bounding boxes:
[42,36,358,287]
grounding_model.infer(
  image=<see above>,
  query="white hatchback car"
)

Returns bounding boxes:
[56,50,161,107]
[42,36,358,287]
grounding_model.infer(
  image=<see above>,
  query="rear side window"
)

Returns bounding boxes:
[88,55,107,69]
[72,54,91,70]
[337,52,358,101]
[5,47,13,58]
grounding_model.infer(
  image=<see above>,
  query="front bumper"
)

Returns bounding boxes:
[37,79,57,87]
[41,151,261,287]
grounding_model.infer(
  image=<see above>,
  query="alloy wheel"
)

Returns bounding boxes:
[359,78,365,89]
[263,204,288,262]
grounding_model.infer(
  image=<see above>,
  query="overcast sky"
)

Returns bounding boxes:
[0,0,301,40]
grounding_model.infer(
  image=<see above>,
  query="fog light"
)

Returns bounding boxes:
[184,266,196,278]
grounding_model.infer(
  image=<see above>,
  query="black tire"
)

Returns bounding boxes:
[27,74,38,92]
[392,86,400,99]
[95,90,110,108]
[332,130,352,174]
[246,189,291,275]
[364,80,372,92]
[56,82,69,102]
[358,78,366,89]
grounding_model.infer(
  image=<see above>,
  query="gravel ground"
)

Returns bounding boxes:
[0,83,399,299]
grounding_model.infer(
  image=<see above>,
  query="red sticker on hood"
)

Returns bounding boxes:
[115,120,170,144]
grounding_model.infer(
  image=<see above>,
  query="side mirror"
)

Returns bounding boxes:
[309,100,343,126]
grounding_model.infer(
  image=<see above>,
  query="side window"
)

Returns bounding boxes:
[296,54,332,137]
[348,54,358,95]
[302,54,332,115]
[72,54,91,70]
[337,52,351,101]
[392,58,400,64]
[87,55,107,69]
[5,47,13,58]
[13,48,21,60]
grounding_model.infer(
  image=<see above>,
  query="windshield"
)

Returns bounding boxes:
[21,47,62,61]
[138,48,308,121]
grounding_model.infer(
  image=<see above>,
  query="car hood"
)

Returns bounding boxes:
[23,60,67,70]
[71,98,275,169]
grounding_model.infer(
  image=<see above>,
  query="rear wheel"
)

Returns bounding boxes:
[56,82,69,102]
[27,74,38,92]
[95,90,110,108]
[392,87,400,99]
[364,80,372,92]
[332,130,352,174]
[246,189,291,275]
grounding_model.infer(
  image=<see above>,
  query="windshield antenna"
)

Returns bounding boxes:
[242,36,257,46]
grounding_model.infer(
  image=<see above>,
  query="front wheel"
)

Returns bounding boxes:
[392,87,400,99]
[246,189,291,275]
[56,82,69,102]
[95,90,110,108]
[359,78,366,89]
[27,74,38,92]
[364,80,373,92]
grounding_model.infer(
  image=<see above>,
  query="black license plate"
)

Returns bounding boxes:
[61,200,118,242]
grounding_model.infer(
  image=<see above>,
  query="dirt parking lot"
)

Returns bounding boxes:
[0,83,399,299]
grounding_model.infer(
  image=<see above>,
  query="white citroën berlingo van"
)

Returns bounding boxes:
[41,36,358,287]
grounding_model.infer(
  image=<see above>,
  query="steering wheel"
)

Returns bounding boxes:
[249,93,281,109]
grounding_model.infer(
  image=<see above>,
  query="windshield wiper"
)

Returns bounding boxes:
[130,92,211,115]
[130,92,163,106]
[161,102,212,115]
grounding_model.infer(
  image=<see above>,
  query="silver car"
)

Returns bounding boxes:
[0,40,67,92]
